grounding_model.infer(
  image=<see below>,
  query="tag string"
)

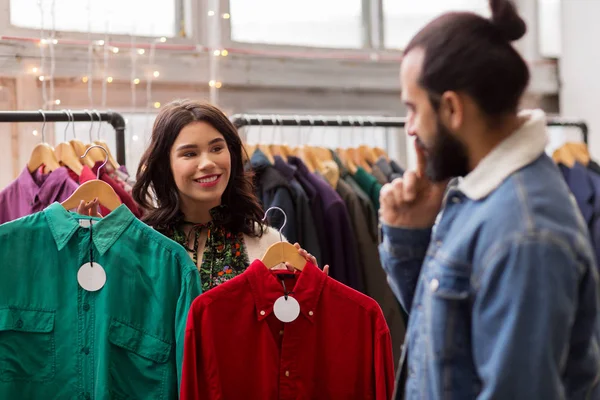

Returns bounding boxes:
[89,219,94,266]
[279,277,294,300]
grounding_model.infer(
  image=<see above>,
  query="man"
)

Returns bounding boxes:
[379,0,600,398]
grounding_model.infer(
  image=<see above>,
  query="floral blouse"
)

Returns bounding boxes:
[158,206,250,292]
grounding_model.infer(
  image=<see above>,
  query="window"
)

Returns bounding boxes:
[383,0,490,49]
[228,0,363,48]
[10,0,178,37]
[538,0,561,58]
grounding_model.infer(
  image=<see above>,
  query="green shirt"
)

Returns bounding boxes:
[353,166,383,211]
[0,203,202,399]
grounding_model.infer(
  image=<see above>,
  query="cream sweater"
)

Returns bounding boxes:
[244,226,288,262]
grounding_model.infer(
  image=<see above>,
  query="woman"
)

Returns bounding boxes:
[123,99,325,291]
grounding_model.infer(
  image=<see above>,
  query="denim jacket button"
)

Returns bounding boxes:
[430,279,440,292]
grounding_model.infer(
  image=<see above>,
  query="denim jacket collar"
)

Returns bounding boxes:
[458,109,547,200]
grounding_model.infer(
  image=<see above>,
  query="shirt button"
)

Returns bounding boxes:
[83,304,90,311]
[82,347,90,355]
[15,319,23,329]
[308,311,314,316]
[285,370,290,377]
[260,310,265,316]
[430,279,440,292]
[279,330,284,335]
[452,196,461,204]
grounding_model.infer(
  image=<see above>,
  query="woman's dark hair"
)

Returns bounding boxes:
[405,0,529,117]
[133,99,265,237]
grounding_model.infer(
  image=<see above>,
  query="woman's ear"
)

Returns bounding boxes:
[439,91,464,131]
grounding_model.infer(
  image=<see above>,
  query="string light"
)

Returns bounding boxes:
[153,71,160,78]
[222,13,230,19]
[208,80,215,87]
[95,40,105,46]
[221,49,228,56]
[215,81,222,88]
[111,47,119,54]
[82,76,88,83]
[32,67,38,73]
[137,49,145,55]
[38,76,45,81]
[106,76,113,83]
[133,78,140,84]
[159,37,167,43]
[132,135,139,141]
[39,39,48,45]
[213,49,221,56]
[153,102,160,108]
[54,99,60,105]
[207,10,215,16]
[52,39,58,44]
[32,129,39,136]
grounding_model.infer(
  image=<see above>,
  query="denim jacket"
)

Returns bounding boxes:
[380,110,600,399]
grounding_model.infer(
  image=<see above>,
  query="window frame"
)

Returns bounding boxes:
[220,0,395,55]
[1,0,198,46]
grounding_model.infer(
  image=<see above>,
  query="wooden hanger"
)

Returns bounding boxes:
[565,142,590,166]
[61,145,122,212]
[359,145,378,165]
[321,159,340,188]
[336,148,358,175]
[55,142,83,176]
[260,207,306,271]
[373,147,389,161]
[257,144,275,164]
[28,110,61,173]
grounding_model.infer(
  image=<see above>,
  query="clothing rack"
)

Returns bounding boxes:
[0,110,127,164]
[231,113,589,145]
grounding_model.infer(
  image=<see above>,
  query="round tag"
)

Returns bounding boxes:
[273,296,300,323]
[77,262,107,292]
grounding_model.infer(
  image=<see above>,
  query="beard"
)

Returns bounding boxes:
[421,118,470,182]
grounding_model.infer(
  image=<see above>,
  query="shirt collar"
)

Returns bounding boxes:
[245,259,327,323]
[17,166,71,205]
[458,109,548,200]
[44,202,135,255]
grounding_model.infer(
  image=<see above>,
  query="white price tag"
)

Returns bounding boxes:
[77,262,106,292]
[273,296,300,323]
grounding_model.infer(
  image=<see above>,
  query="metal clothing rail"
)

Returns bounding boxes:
[231,113,589,145]
[0,110,127,164]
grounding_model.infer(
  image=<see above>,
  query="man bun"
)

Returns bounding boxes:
[489,0,527,41]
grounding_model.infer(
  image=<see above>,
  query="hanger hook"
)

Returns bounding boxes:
[69,109,76,140]
[262,206,287,243]
[256,115,263,143]
[277,115,284,144]
[84,110,94,143]
[307,116,315,144]
[82,144,109,179]
[93,110,102,141]
[38,109,46,142]
[61,109,71,142]
[271,114,277,144]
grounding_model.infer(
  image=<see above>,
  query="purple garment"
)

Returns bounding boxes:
[287,156,363,292]
[0,166,79,224]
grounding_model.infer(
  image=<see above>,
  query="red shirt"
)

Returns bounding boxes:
[181,259,395,400]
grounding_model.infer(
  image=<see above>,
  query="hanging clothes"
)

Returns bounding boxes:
[287,156,363,292]
[371,164,389,185]
[0,166,78,224]
[273,155,322,262]
[251,150,298,244]
[335,178,406,365]
[375,156,404,182]
[353,166,383,211]
[558,162,600,266]
[0,203,202,399]
[181,259,395,400]
[286,157,331,269]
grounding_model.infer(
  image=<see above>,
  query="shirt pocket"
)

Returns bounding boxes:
[0,308,56,382]
[423,260,471,362]
[107,319,171,399]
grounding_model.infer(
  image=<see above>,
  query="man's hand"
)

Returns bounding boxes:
[379,140,448,229]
